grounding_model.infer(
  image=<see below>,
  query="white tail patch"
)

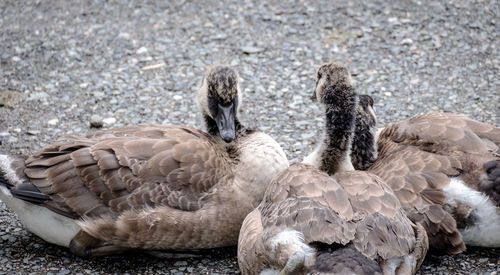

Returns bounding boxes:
[269,229,316,268]
[0,154,23,186]
[270,229,308,252]
[0,155,80,248]
[443,177,500,247]
[0,186,80,247]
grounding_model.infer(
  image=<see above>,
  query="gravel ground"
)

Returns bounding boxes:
[0,0,499,274]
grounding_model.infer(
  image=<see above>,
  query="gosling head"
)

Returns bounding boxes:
[357,94,377,127]
[313,62,354,104]
[197,65,242,143]
[309,62,359,174]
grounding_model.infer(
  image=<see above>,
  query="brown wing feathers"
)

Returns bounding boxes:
[263,164,353,220]
[406,204,464,253]
[259,164,416,261]
[372,150,465,254]
[260,196,356,246]
[5,154,51,204]
[334,171,400,218]
[333,171,416,259]
[369,112,500,254]
[20,125,229,221]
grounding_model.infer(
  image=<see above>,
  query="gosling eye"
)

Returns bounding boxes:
[368,96,374,107]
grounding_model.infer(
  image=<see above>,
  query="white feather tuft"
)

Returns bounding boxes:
[0,155,80,247]
[443,177,500,247]
[269,229,316,267]
[0,154,23,186]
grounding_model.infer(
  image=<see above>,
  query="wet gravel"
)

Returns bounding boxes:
[0,0,499,274]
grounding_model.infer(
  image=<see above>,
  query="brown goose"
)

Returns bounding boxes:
[351,95,500,254]
[238,62,428,275]
[0,65,289,257]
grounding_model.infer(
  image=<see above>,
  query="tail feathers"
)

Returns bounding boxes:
[407,205,466,255]
[308,243,382,275]
[11,182,50,203]
[480,160,500,205]
[0,171,9,186]
[0,154,50,204]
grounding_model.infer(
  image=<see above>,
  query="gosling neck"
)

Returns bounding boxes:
[318,86,358,175]
[351,112,378,170]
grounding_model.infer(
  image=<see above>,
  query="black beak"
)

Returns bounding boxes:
[216,103,236,143]
[311,79,319,101]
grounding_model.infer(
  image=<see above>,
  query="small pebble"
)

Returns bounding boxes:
[136,47,148,54]
[400,38,413,45]
[478,258,489,263]
[47,119,59,126]
[174,261,187,266]
[102,117,117,125]
[241,46,265,54]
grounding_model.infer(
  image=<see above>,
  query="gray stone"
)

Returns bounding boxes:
[241,46,265,54]
[174,261,187,266]
[26,92,49,102]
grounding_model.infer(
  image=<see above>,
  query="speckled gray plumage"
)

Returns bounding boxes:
[351,94,378,170]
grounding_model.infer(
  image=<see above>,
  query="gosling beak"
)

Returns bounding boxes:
[310,91,317,101]
[216,103,236,143]
[311,80,319,101]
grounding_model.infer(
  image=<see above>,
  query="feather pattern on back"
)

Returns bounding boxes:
[12,124,288,250]
[367,112,500,253]
[238,164,425,275]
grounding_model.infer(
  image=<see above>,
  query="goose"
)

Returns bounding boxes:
[350,94,500,254]
[238,62,428,275]
[0,65,289,257]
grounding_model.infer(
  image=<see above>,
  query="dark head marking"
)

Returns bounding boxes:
[358,94,374,109]
[314,62,354,104]
[198,65,244,143]
[357,94,376,126]
[205,65,239,105]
